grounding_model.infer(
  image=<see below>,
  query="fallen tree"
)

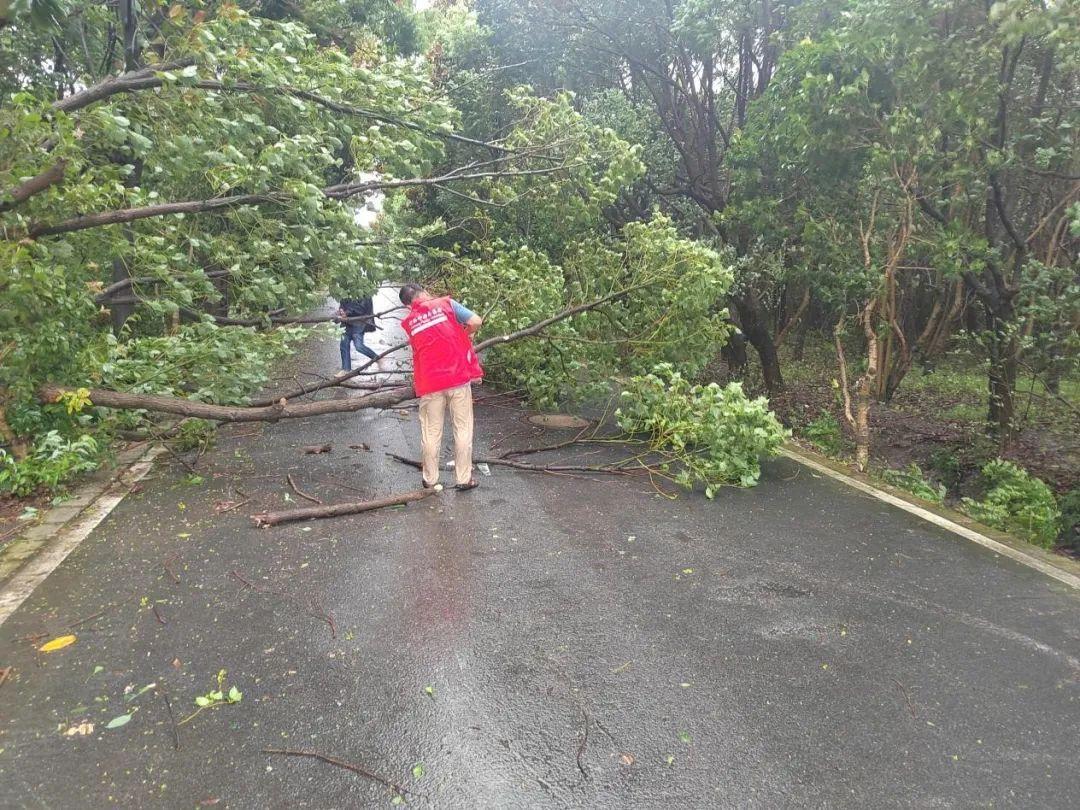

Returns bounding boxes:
[38,286,649,421]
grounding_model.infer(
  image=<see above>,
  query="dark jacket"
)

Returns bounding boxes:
[339,297,376,333]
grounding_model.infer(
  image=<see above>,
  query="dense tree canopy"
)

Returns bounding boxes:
[1,0,1076,532]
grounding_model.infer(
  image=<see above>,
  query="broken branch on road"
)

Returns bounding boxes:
[262,748,416,799]
[386,452,645,478]
[286,474,323,505]
[251,488,436,527]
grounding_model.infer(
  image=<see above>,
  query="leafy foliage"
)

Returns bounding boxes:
[801,411,845,458]
[450,216,734,408]
[881,464,946,505]
[961,460,1061,548]
[617,364,788,493]
[0,431,100,496]
[1057,489,1080,553]
[0,2,454,468]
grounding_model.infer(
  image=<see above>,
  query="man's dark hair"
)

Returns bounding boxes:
[399,283,424,306]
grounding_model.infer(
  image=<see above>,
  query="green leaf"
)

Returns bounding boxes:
[106,714,132,729]
[411,762,424,779]
[227,686,243,703]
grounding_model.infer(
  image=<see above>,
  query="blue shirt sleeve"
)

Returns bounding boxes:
[450,299,476,324]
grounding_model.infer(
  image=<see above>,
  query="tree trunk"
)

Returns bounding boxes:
[734,293,783,395]
[776,287,810,346]
[855,302,879,472]
[720,327,748,375]
[986,311,1018,447]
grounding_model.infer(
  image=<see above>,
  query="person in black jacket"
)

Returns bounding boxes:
[335,296,383,377]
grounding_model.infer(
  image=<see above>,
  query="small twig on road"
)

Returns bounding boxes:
[262,748,415,798]
[575,703,590,782]
[309,597,336,639]
[162,554,181,584]
[147,425,200,475]
[230,569,338,640]
[286,473,323,505]
[68,593,137,629]
[152,604,168,625]
[893,678,917,719]
[0,666,12,690]
[160,684,180,750]
[213,497,250,514]
[229,570,255,589]
[309,475,366,495]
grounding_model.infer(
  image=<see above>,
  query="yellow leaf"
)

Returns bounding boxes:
[40,635,76,652]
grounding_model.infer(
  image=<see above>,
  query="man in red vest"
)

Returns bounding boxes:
[399,284,484,491]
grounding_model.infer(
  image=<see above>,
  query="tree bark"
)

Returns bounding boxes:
[26,165,580,239]
[734,293,783,394]
[0,161,67,213]
[40,384,416,423]
[775,287,810,346]
[252,489,435,527]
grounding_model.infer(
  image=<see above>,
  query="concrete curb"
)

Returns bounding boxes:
[780,445,1080,591]
[0,444,164,625]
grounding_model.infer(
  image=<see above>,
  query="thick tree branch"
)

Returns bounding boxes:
[39,286,650,420]
[26,165,583,239]
[51,58,197,113]
[254,281,654,405]
[0,161,68,213]
[252,489,435,527]
[51,59,512,154]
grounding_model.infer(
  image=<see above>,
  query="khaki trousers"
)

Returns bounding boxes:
[418,383,474,487]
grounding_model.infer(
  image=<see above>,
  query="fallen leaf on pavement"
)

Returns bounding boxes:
[39,635,77,653]
[301,444,332,455]
[64,722,95,737]
[105,714,132,729]
[619,753,635,766]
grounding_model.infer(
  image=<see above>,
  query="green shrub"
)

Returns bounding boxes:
[881,463,946,504]
[0,432,101,496]
[927,448,963,492]
[960,460,1061,548]
[617,364,789,495]
[1057,489,1080,552]
[802,411,845,457]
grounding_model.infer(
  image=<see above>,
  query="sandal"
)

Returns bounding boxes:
[455,478,479,491]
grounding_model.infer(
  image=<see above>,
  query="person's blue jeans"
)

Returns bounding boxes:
[340,327,378,371]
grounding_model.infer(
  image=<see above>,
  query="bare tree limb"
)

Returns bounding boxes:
[253,281,654,405]
[26,165,583,239]
[50,58,511,155]
[0,161,68,213]
[252,488,435,527]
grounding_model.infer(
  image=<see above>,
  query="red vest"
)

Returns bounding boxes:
[401,296,483,397]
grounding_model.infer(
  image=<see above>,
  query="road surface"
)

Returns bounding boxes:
[0,322,1077,808]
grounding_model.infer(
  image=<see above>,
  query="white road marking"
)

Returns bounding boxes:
[0,447,164,626]
[781,447,1080,591]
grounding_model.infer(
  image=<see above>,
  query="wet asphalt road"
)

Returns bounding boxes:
[0,330,1078,809]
